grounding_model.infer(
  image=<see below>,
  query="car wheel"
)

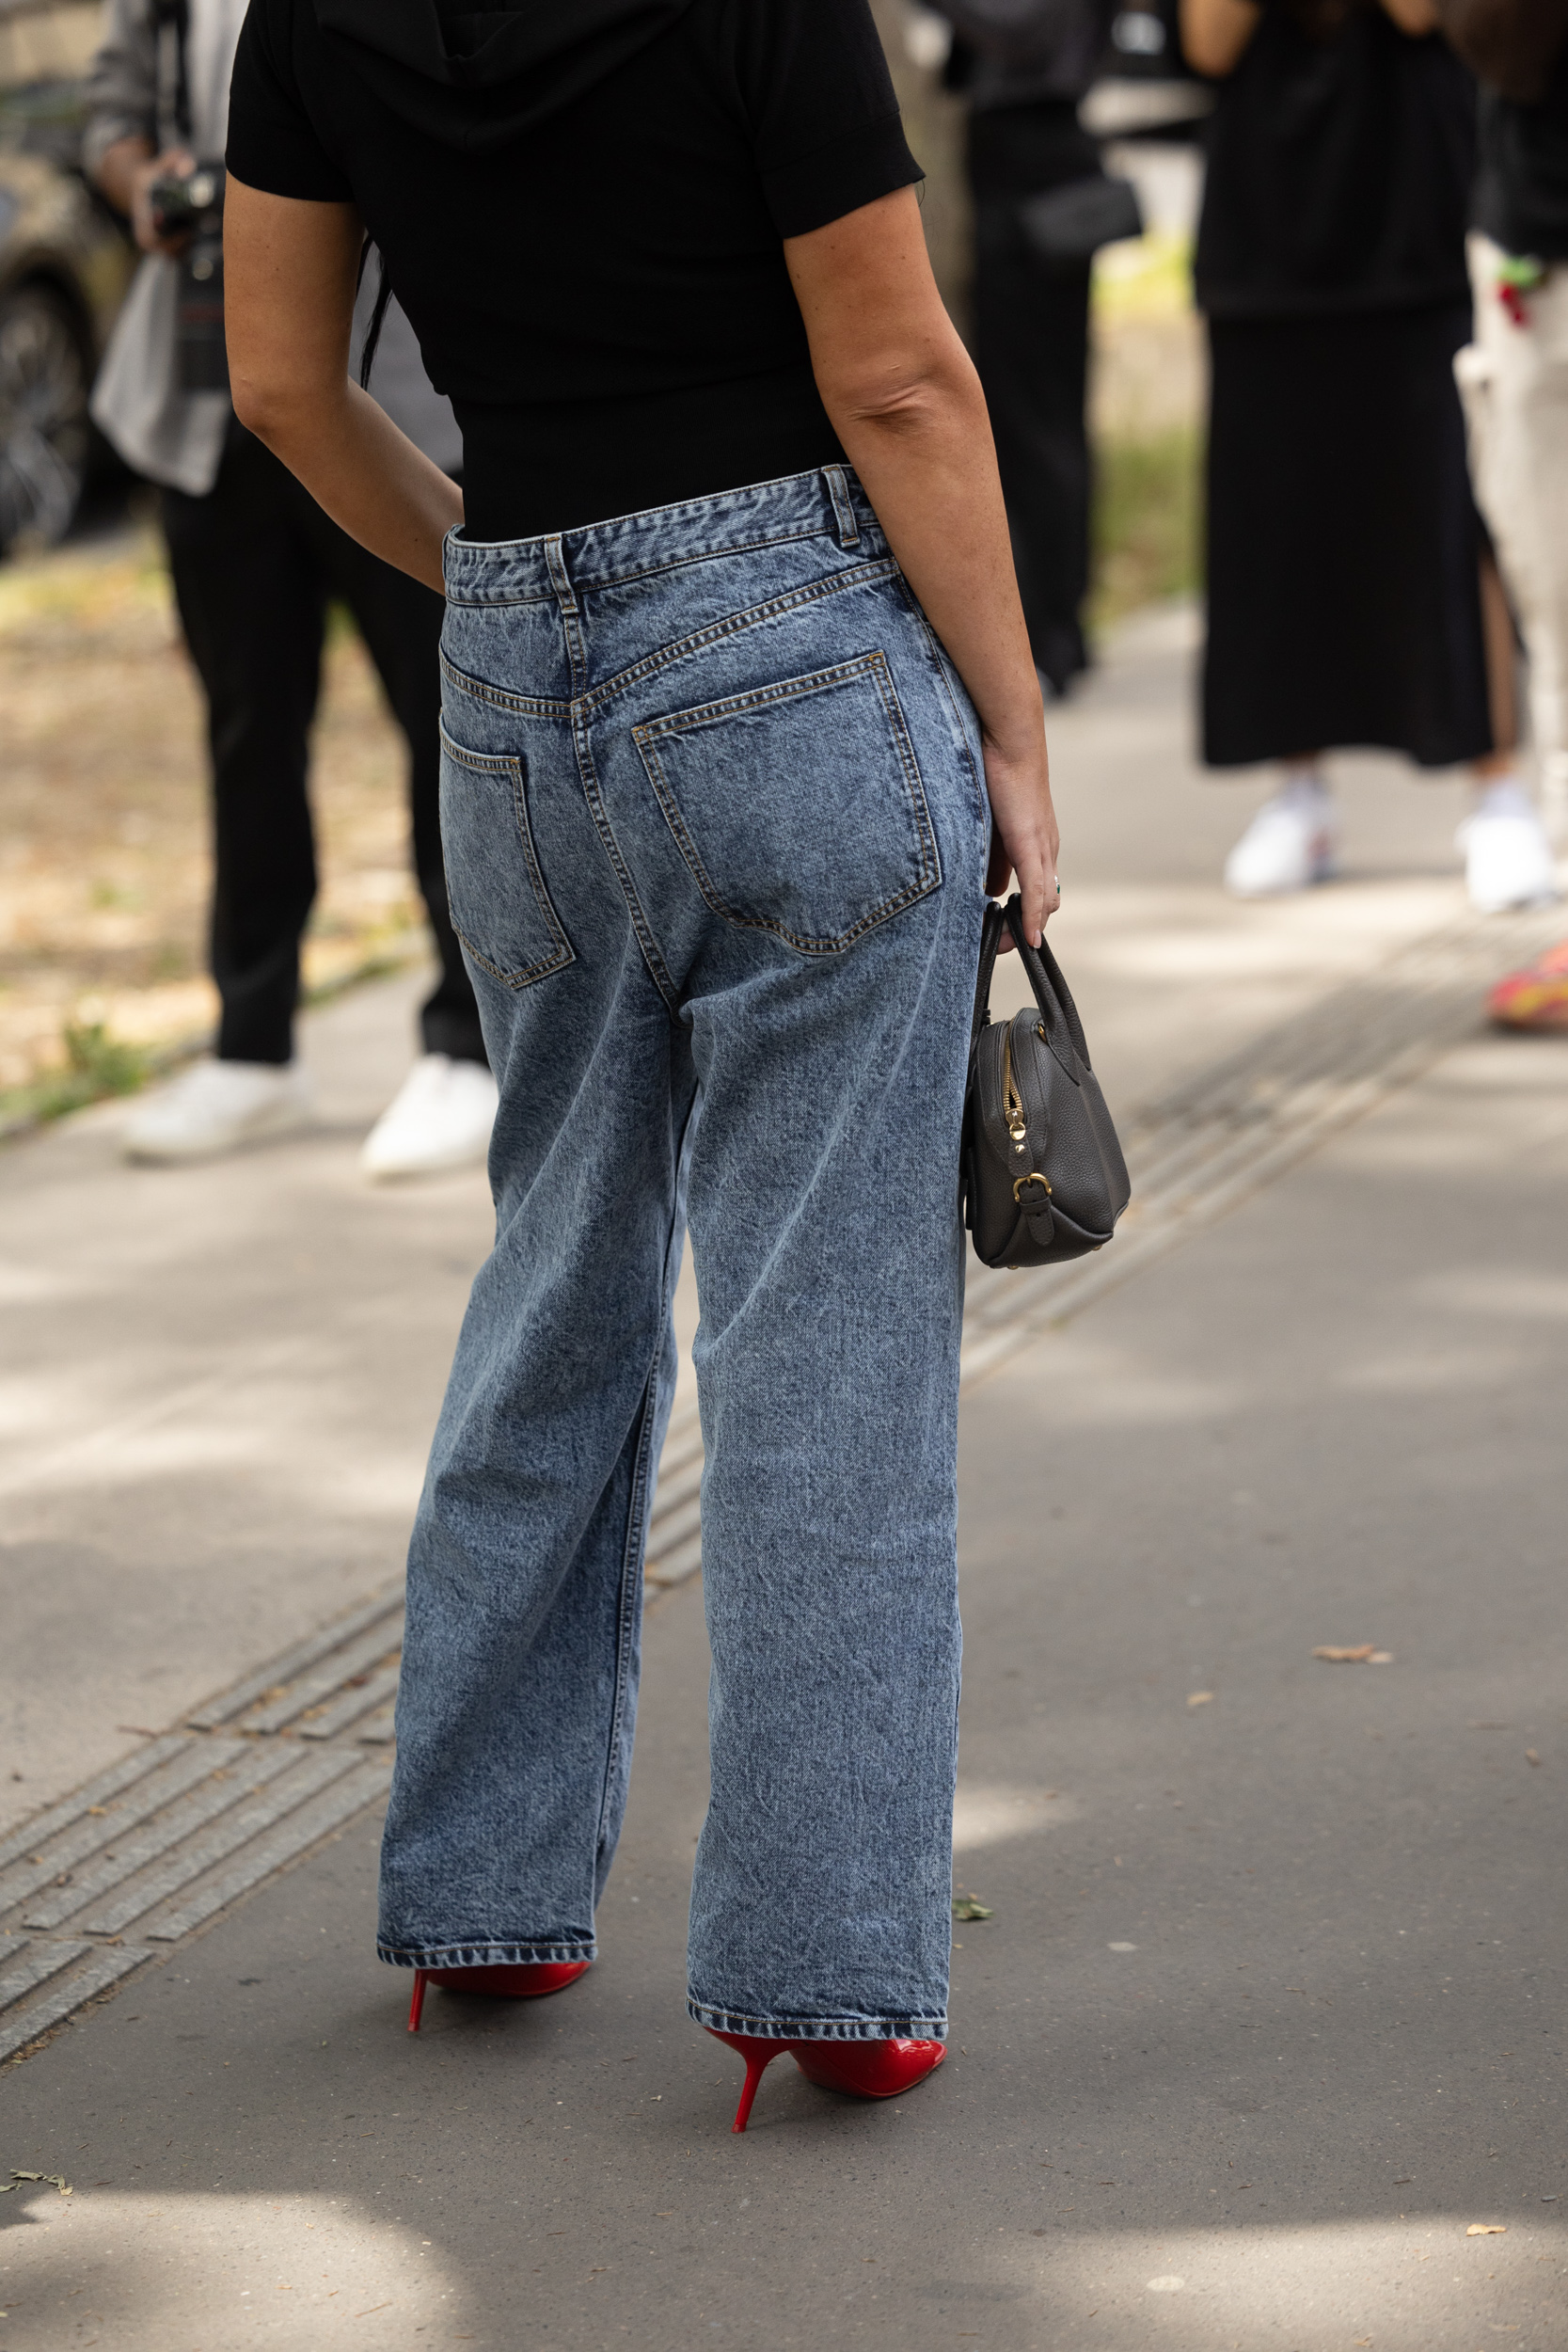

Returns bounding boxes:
[0,283,91,555]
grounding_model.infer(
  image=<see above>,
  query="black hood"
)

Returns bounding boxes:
[313,0,698,150]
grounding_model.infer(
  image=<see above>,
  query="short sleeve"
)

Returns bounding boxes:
[734,0,923,239]
[226,0,354,201]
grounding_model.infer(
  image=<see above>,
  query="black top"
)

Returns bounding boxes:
[1194,2,1476,319]
[227,0,922,539]
[1475,59,1568,259]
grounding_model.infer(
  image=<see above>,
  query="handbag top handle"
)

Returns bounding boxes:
[969,895,1094,1077]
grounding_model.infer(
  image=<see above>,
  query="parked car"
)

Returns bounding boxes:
[0,0,136,553]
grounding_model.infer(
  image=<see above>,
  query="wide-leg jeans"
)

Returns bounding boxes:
[377,466,990,2042]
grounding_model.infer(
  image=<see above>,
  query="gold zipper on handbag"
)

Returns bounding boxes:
[1003,1023,1027,1152]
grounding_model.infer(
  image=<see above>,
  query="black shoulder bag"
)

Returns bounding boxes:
[961,896,1131,1269]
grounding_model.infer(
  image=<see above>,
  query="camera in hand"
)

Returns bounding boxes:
[148,160,228,393]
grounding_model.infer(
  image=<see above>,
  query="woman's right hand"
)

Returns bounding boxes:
[93,136,196,256]
[981,731,1061,948]
[131,148,197,256]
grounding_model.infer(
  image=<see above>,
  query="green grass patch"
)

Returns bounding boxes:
[0,939,424,1145]
[0,1021,152,1138]
[1092,425,1204,631]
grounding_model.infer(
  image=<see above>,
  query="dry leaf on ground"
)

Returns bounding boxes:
[1313,1645,1393,1664]
[1466,2223,1507,2236]
[1187,1691,1213,1708]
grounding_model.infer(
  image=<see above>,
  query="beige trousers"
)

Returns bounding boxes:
[1457,234,1568,838]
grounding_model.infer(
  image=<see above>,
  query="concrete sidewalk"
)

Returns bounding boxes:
[2,608,1565,2348]
[0,603,1524,1832]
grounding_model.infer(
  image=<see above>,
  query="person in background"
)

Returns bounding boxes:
[1437,0,1568,1025]
[1185,0,1560,914]
[934,0,1120,698]
[85,0,498,1176]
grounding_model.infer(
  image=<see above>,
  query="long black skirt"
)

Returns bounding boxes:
[1203,303,1493,770]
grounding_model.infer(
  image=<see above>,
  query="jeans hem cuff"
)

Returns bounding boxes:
[686,1997,947,2042]
[378,1940,596,1969]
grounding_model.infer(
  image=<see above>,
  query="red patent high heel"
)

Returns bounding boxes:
[407,1959,590,2032]
[705,2026,945,2132]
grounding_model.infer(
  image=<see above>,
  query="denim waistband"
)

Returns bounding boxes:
[441,465,879,609]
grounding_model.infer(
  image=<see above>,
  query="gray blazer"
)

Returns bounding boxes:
[85,0,461,495]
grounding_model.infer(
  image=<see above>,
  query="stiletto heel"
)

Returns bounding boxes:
[405,1958,591,2032]
[704,2026,945,2131]
[705,2028,793,2131]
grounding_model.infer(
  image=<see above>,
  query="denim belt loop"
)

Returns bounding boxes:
[823,465,860,550]
[544,532,579,615]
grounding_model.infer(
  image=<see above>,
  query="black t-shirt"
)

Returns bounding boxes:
[1475,60,1568,259]
[227,0,922,538]
[1194,2,1476,319]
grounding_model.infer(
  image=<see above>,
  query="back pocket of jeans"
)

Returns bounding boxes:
[438,726,573,988]
[631,651,941,955]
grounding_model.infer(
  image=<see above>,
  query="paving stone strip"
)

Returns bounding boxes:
[1,896,1557,2071]
[184,1593,406,1731]
[0,1738,189,1876]
[956,901,1566,1382]
[20,1742,306,1932]
[145,1763,392,1944]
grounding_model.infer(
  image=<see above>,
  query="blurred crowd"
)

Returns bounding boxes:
[2,0,1567,1167]
[932,0,1566,961]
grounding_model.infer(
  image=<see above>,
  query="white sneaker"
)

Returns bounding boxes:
[360,1054,498,1180]
[122,1057,313,1164]
[1224,777,1338,898]
[1456,781,1560,914]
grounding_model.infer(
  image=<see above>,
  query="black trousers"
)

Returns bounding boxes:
[161,423,484,1068]
[1204,306,1491,769]
[969,101,1097,696]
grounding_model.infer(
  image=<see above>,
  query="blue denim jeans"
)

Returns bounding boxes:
[377,466,989,2042]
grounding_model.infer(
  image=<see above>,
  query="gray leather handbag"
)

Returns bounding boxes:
[961,896,1131,1270]
[1017,174,1144,264]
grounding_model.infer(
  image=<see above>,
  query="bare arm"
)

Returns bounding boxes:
[223,177,463,595]
[785,187,1058,943]
[1179,0,1259,76]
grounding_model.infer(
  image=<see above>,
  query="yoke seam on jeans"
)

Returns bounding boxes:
[439,650,567,719]
[440,562,901,723]
[579,558,901,721]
